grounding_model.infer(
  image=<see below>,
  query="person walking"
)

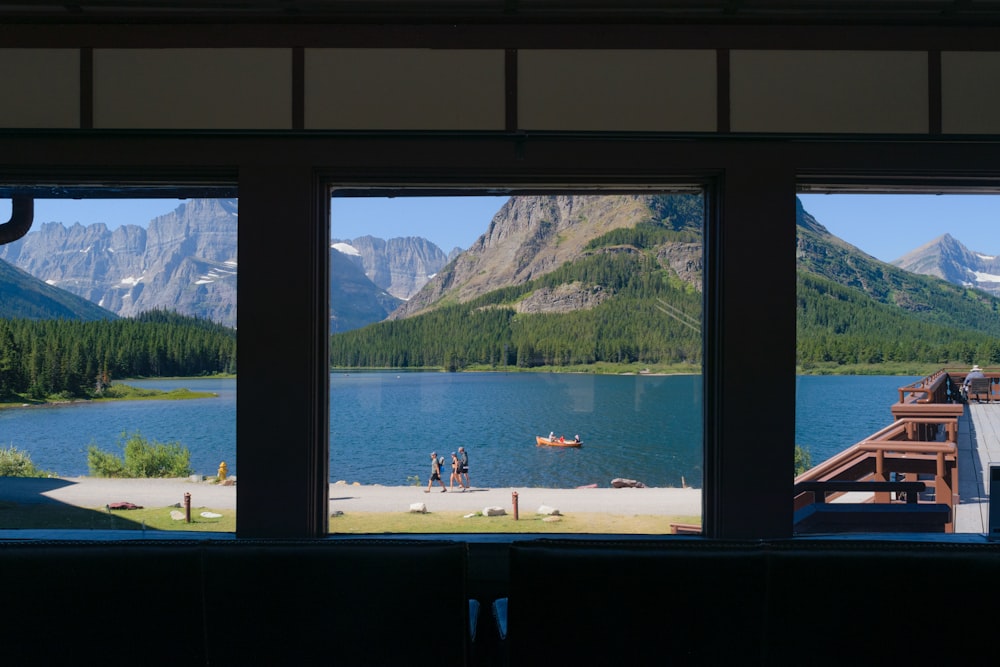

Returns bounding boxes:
[458,446,470,490]
[426,452,447,493]
[449,452,462,491]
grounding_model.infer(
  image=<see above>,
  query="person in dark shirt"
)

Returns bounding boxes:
[458,446,470,490]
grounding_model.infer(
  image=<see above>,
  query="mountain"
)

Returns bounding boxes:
[330,244,403,333]
[0,199,238,327]
[390,194,701,319]
[335,235,449,301]
[891,233,1000,297]
[795,198,1000,335]
[1,200,450,332]
[0,258,117,320]
[331,193,707,368]
[331,193,1000,370]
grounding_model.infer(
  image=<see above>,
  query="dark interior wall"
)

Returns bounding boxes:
[2,14,1000,538]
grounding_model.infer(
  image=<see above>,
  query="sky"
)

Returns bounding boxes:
[798,194,1000,262]
[0,195,507,253]
[0,198,183,232]
[330,196,508,251]
[3,193,998,261]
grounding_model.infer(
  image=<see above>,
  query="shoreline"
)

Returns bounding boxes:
[0,477,702,517]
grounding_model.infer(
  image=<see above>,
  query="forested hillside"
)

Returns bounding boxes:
[330,194,1000,371]
[0,257,115,321]
[0,310,236,399]
[331,197,703,369]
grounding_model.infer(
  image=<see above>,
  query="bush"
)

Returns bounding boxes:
[0,445,52,478]
[87,431,192,478]
[794,444,812,477]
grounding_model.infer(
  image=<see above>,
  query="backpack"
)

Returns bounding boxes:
[437,456,445,470]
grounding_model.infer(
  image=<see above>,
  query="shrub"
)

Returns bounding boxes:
[794,444,812,477]
[87,431,192,478]
[0,445,52,478]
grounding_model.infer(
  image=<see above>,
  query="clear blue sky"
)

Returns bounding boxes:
[0,198,183,231]
[798,194,1000,262]
[0,196,508,253]
[4,194,998,261]
[330,196,508,251]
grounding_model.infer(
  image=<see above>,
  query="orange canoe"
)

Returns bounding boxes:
[536,435,582,448]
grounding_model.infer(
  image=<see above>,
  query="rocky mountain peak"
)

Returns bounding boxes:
[390,193,702,319]
[892,233,1000,296]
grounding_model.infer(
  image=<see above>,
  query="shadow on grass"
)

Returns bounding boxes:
[0,477,233,531]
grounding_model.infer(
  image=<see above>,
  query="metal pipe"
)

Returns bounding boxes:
[512,491,519,520]
[0,196,33,245]
[184,492,191,523]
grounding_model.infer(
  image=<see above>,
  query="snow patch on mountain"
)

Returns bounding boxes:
[332,242,360,256]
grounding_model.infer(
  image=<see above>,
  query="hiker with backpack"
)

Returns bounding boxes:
[425,451,448,493]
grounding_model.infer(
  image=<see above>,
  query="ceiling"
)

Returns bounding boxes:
[2,1,1000,25]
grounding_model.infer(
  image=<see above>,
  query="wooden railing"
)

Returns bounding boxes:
[796,369,963,533]
[897,369,950,404]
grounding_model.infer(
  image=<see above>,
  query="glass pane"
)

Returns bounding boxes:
[795,193,999,535]
[0,197,236,533]
[329,192,704,535]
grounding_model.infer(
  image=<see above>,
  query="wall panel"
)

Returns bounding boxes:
[0,49,79,128]
[942,52,1000,134]
[304,49,505,130]
[94,49,292,129]
[730,50,928,134]
[518,50,716,132]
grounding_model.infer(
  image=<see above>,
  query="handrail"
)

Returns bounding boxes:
[794,481,926,504]
[897,369,949,404]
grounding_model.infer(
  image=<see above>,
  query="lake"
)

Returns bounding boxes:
[0,373,918,488]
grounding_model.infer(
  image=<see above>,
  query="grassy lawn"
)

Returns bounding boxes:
[0,502,235,532]
[330,510,699,534]
[0,502,698,535]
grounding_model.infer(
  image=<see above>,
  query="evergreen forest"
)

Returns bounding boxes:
[0,310,236,399]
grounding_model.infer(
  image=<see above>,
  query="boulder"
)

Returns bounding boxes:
[537,505,561,516]
[409,503,427,513]
[611,478,646,488]
[483,506,507,517]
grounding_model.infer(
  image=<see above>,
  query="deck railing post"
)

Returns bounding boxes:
[875,450,890,503]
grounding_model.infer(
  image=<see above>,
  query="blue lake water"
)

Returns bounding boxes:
[0,373,918,488]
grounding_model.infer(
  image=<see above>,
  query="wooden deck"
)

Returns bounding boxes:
[955,401,1000,532]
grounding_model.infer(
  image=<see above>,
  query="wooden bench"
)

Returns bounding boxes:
[967,376,994,403]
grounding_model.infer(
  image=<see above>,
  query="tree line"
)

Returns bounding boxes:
[330,252,1000,371]
[796,272,1000,366]
[330,249,703,369]
[0,309,236,399]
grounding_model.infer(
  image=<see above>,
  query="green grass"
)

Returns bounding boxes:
[0,383,216,410]
[0,502,235,532]
[0,503,696,535]
[330,510,700,534]
[796,361,946,376]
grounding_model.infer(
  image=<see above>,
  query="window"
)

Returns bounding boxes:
[795,192,1000,535]
[328,190,706,535]
[0,196,236,533]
